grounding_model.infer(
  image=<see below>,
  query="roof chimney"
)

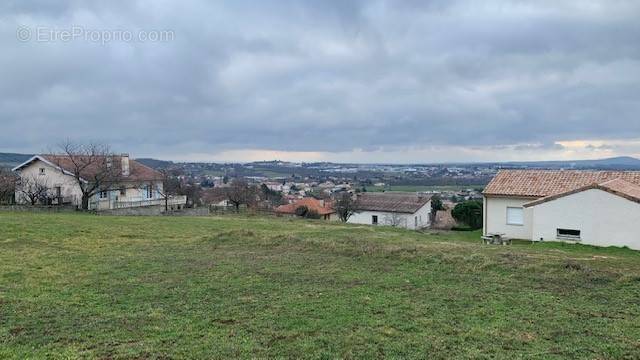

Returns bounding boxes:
[121,154,130,176]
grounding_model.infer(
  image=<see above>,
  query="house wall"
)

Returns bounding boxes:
[276,212,338,221]
[324,213,339,221]
[92,181,163,209]
[302,212,338,221]
[530,189,640,250]
[484,196,535,239]
[348,201,431,230]
[15,159,82,205]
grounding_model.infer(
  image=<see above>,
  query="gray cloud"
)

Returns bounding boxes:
[1,0,639,160]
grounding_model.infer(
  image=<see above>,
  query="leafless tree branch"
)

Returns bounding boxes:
[18,174,50,205]
[55,140,123,209]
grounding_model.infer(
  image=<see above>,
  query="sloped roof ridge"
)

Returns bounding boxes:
[484,169,640,198]
[524,176,640,208]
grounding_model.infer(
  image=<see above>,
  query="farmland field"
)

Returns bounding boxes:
[368,185,485,193]
[1,212,640,359]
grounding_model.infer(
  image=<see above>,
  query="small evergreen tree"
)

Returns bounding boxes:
[430,195,445,224]
[451,200,483,230]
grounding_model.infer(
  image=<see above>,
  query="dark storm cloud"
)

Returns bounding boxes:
[1,0,639,159]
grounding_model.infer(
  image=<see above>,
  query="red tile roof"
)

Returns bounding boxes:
[600,178,640,201]
[25,155,162,182]
[275,197,335,215]
[524,178,640,207]
[483,170,640,198]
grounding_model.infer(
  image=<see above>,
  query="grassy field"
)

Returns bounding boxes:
[1,213,640,359]
[368,185,485,192]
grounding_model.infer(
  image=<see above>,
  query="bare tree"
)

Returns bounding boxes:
[333,192,356,222]
[0,168,17,204]
[18,174,50,205]
[154,169,180,211]
[178,181,203,208]
[260,183,284,207]
[55,141,123,210]
[226,178,257,212]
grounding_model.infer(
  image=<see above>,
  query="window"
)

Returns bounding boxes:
[99,191,108,200]
[372,215,378,225]
[506,207,524,225]
[557,229,581,241]
[415,216,418,227]
[39,168,46,175]
[145,185,153,199]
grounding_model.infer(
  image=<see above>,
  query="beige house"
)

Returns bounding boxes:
[483,170,640,250]
[12,154,186,210]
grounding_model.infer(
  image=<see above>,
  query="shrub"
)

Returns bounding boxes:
[451,200,483,230]
[305,209,321,219]
[295,206,309,217]
[294,206,320,219]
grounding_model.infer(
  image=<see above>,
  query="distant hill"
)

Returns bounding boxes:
[0,153,173,170]
[497,156,640,170]
[135,158,174,169]
[577,156,640,167]
[3,152,640,171]
[0,152,33,169]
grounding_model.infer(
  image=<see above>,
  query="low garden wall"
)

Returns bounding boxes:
[0,205,78,213]
[98,206,210,216]
[0,205,214,217]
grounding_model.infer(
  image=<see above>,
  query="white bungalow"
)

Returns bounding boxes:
[348,192,432,230]
[483,170,640,250]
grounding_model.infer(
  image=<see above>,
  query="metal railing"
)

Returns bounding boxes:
[90,195,188,210]
[112,196,188,209]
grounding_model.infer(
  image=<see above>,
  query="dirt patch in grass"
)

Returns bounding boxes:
[201,229,258,243]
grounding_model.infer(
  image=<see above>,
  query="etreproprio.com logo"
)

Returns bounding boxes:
[16,25,175,45]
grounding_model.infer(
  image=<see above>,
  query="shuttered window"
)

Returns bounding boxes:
[506,207,524,225]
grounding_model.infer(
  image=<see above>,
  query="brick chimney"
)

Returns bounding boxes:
[121,154,130,176]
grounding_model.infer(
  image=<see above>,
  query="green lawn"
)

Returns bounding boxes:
[1,213,640,359]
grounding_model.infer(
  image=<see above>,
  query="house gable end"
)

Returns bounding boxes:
[12,156,80,180]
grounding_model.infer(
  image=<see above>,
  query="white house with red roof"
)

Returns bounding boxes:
[349,192,432,230]
[483,170,640,249]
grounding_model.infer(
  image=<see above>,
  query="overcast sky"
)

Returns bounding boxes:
[1,0,639,163]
